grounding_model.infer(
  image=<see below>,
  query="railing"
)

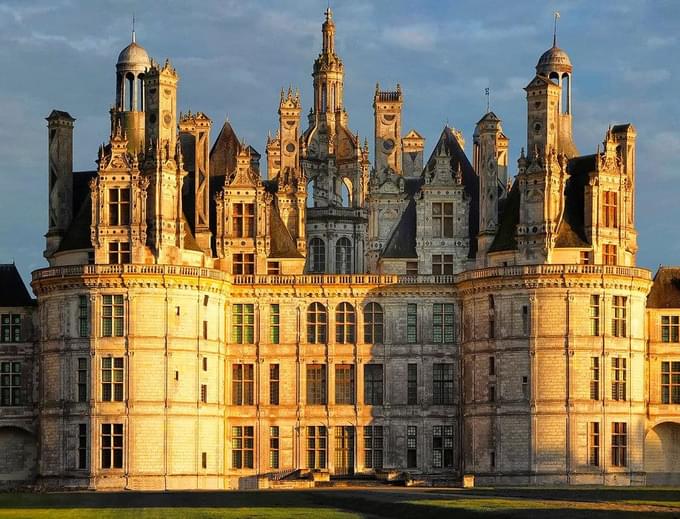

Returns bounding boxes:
[32,263,651,286]
[454,263,651,282]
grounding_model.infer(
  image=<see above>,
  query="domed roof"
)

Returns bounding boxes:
[117,40,150,69]
[536,44,572,74]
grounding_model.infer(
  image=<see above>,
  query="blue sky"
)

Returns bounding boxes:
[1,0,679,286]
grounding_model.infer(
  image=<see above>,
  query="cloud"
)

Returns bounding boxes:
[646,35,677,48]
[621,67,671,85]
[381,23,437,51]
[8,31,118,55]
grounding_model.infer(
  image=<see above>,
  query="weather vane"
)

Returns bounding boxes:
[485,87,490,113]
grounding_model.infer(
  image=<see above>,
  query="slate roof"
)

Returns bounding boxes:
[0,264,34,307]
[648,267,680,309]
[488,180,520,253]
[269,203,303,259]
[381,198,418,259]
[56,171,96,253]
[555,154,594,248]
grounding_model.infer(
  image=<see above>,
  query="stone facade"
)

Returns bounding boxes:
[1,9,679,490]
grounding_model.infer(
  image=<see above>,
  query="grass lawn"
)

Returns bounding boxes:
[0,487,679,518]
[0,508,358,519]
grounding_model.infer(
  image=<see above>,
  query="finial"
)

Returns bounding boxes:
[132,13,136,43]
[325,5,332,21]
[553,11,560,47]
[485,87,490,113]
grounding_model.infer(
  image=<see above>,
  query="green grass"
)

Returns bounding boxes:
[1,488,679,519]
[0,508,358,519]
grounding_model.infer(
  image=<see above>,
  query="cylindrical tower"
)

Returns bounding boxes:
[458,264,651,485]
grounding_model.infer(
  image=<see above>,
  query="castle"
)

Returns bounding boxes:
[1,9,679,489]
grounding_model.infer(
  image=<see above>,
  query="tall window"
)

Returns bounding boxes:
[101,423,123,469]
[662,316,680,343]
[407,304,417,343]
[364,364,383,405]
[232,253,255,275]
[232,304,254,344]
[102,295,124,337]
[611,357,627,401]
[432,254,454,275]
[364,426,383,469]
[270,364,280,405]
[588,422,600,466]
[232,426,254,469]
[661,361,680,404]
[0,314,21,343]
[0,361,21,406]
[363,303,384,344]
[433,303,455,343]
[407,363,418,405]
[307,426,327,469]
[433,426,454,469]
[580,251,591,265]
[603,244,617,265]
[270,304,280,344]
[101,357,124,402]
[78,296,89,337]
[77,358,88,402]
[590,357,600,400]
[603,191,618,228]
[406,426,417,468]
[78,424,88,470]
[335,364,355,405]
[335,302,355,344]
[306,364,327,405]
[612,296,627,337]
[232,203,255,237]
[590,295,600,336]
[335,237,352,274]
[269,426,280,469]
[108,188,130,226]
[611,422,627,467]
[432,202,454,238]
[108,241,130,264]
[488,295,495,339]
[232,364,254,405]
[307,303,327,344]
[433,363,454,405]
[309,238,325,273]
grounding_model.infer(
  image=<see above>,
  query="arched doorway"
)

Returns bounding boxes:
[645,421,680,485]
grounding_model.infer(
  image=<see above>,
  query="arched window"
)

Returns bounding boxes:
[335,302,355,344]
[335,237,352,274]
[364,303,384,344]
[125,72,135,111]
[138,74,145,111]
[307,303,327,344]
[309,238,325,273]
[561,73,570,114]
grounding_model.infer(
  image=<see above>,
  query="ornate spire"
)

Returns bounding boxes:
[553,11,560,47]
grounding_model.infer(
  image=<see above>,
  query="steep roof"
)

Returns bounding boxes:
[648,267,680,309]
[209,121,241,179]
[381,198,418,259]
[555,154,594,248]
[0,264,34,307]
[56,170,96,253]
[489,179,520,253]
[269,203,303,259]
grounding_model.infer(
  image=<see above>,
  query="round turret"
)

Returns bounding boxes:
[536,44,572,75]
[117,41,150,71]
